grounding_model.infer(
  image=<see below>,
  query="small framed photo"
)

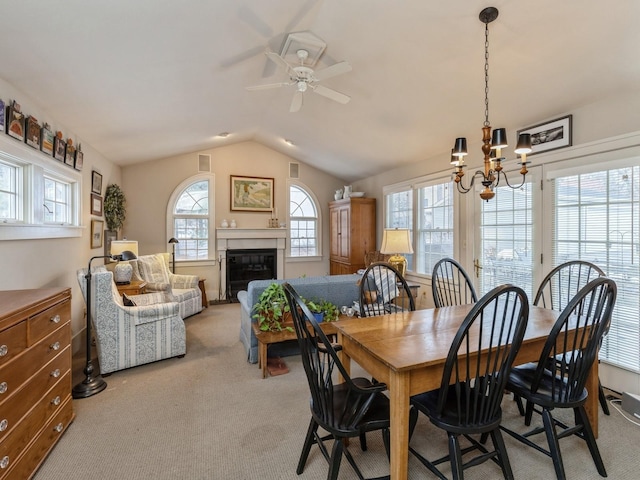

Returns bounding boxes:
[74,144,83,171]
[54,132,66,161]
[91,171,103,195]
[25,116,40,149]
[41,123,54,156]
[0,99,5,133]
[65,140,75,167]
[517,114,572,155]
[230,175,274,212]
[91,193,103,216]
[7,101,24,141]
[90,219,104,249]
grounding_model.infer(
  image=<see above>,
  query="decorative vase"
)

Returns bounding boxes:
[221,219,229,228]
[114,262,133,285]
[230,219,237,228]
[334,189,343,200]
[343,185,352,198]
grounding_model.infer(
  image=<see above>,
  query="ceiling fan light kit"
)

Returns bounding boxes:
[246,33,352,113]
[450,7,533,202]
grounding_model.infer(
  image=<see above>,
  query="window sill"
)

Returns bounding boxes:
[0,223,83,241]
[286,255,323,263]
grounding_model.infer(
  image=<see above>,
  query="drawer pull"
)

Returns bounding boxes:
[51,314,61,324]
[0,344,7,357]
[50,341,61,351]
[0,456,8,469]
[54,423,64,433]
[51,395,61,406]
[0,382,7,394]
[51,369,61,378]
[0,419,7,432]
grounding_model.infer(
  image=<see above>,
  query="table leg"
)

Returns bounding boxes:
[389,370,410,480]
[259,342,267,378]
[586,361,599,437]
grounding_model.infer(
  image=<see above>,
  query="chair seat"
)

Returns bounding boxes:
[412,386,503,435]
[508,363,588,408]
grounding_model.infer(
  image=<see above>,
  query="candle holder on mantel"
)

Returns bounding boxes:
[268,218,279,228]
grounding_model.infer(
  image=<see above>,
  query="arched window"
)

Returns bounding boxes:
[289,183,320,257]
[167,174,215,262]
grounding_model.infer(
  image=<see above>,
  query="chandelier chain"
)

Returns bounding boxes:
[484,21,490,127]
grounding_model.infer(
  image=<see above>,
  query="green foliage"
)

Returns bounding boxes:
[252,283,293,333]
[104,184,127,231]
[303,297,339,322]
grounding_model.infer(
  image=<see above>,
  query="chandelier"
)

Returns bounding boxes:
[450,7,532,201]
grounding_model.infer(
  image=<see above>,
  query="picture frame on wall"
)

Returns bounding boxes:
[64,139,75,167]
[41,123,54,156]
[91,171,103,195]
[91,193,103,216]
[25,116,40,149]
[0,99,5,133]
[517,114,573,155]
[230,175,274,212]
[74,144,83,171]
[54,132,66,162]
[7,100,24,141]
[90,219,104,249]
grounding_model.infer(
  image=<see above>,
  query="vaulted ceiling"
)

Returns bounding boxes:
[0,1,638,181]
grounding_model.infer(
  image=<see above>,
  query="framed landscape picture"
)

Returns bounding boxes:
[230,175,274,212]
[90,219,104,249]
[41,123,54,156]
[517,114,572,155]
[91,171,102,194]
[54,133,66,162]
[26,116,40,149]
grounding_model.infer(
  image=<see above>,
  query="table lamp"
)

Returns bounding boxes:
[380,228,413,277]
[168,237,179,273]
[73,250,137,399]
[110,240,138,284]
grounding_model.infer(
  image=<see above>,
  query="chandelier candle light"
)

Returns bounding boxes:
[450,7,532,201]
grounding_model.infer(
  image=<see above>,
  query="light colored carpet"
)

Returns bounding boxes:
[34,303,640,479]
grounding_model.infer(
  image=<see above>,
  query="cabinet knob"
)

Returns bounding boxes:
[54,423,64,433]
[0,382,7,394]
[0,419,7,432]
[50,341,61,351]
[51,396,61,406]
[0,345,7,357]
[0,456,9,469]
[51,369,61,378]
[50,314,61,324]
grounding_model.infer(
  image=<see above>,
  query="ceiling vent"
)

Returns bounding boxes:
[289,162,299,178]
[198,154,211,172]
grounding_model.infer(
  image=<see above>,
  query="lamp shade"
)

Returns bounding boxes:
[380,229,414,255]
[491,127,508,148]
[110,240,138,257]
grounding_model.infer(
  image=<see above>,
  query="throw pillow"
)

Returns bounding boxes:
[122,293,137,306]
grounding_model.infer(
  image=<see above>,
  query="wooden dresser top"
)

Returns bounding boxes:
[0,288,71,330]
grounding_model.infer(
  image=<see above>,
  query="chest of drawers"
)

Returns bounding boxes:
[0,288,74,479]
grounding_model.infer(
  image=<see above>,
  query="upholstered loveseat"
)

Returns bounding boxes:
[237,274,361,363]
[77,268,186,375]
[131,253,203,319]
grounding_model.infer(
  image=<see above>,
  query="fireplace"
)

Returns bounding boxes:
[216,228,287,301]
[226,248,276,300]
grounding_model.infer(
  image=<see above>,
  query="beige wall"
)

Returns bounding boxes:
[0,78,122,345]
[121,141,348,300]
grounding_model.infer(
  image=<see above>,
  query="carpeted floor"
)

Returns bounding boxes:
[34,303,640,479]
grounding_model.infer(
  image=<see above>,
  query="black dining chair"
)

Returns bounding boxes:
[283,282,414,480]
[431,257,477,308]
[409,284,529,480]
[358,261,415,317]
[533,260,610,415]
[501,276,616,480]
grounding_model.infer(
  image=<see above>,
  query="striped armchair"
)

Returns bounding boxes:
[131,253,203,318]
[77,268,186,375]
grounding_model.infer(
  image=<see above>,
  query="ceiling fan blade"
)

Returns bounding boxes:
[290,91,303,112]
[312,85,350,104]
[265,51,294,75]
[313,61,352,81]
[246,82,289,91]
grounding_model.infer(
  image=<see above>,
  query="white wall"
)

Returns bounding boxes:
[0,78,122,348]
[121,141,348,300]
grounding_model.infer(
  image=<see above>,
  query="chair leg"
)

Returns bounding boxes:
[359,432,367,451]
[541,408,566,480]
[524,400,535,426]
[575,406,607,477]
[448,433,464,480]
[598,380,610,415]
[297,418,318,474]
[513,392,525,416]
[490,429,514,480]
[328,438,344,480]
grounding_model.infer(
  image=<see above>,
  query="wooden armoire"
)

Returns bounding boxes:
[329,197,376,274]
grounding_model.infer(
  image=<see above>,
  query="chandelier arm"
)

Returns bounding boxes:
[454,170,488,194]
[496,169,528,190]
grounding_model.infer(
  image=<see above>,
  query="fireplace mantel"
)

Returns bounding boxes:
[216,228,286,300]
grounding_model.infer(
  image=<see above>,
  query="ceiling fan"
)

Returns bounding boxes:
[246,49,352,112]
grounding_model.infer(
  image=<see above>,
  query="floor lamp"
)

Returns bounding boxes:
[168,237,179,273]
[72,250,137,399]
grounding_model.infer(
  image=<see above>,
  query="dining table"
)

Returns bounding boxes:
[333,304,601,480]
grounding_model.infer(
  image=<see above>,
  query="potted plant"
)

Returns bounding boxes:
[305,298,339,323]
[104,184,127,233]
[252,283,293,333]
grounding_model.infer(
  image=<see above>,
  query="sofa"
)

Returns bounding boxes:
[238,274,361,363]
[130,253,203,319]
[77,268,186,375]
